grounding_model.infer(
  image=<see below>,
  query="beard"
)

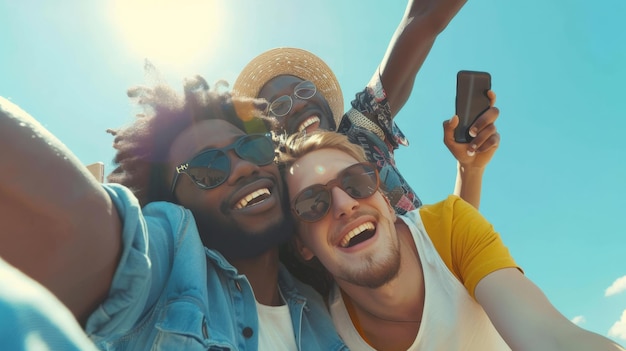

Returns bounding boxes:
[194,203,295,261]
[340,241,402,289]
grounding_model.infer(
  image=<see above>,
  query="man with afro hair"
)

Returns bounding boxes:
[0,65,346,350]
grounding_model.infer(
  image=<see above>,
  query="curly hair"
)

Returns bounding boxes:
[107,72,274,207]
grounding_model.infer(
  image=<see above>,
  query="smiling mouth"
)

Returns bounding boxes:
[340,222,376,248]
[298,116,320,132]
[234,188,271,209]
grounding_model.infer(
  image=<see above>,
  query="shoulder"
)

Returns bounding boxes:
[102,183,194,236]
[419,195,499,250]
[418,195,478,227]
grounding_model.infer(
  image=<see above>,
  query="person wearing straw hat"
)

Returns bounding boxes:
[233,0,500,215]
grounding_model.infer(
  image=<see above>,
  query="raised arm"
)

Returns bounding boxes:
[443,90,500,209]
[347,0,499,211]
[0,97,121,324]
[476,268,625,351]
[379,0,467,116]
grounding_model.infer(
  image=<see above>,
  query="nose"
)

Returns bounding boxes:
[226,152,261,186]
[331,186,359,219]
[285,95,313,119]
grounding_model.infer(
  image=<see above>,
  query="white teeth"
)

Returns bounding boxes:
[340,222,375,248]
[235,188,270,209]
[298,116,320,132]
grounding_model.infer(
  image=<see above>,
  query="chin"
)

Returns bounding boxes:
[201,214,295,260]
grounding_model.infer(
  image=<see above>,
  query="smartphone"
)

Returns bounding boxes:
[455,70,491,143]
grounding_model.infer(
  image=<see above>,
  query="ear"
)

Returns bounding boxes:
[294,236,315,261]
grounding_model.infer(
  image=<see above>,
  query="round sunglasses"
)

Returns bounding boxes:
[268,80,317,117]
[170,134,275,195]
[291,162,380,222]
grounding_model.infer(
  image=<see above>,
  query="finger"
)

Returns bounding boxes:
[469,123,497,150]
[443,115,459,143]
[476,131,500,154]
[469,106,499,137]
[443,115,460,129]
[487,90,497,106]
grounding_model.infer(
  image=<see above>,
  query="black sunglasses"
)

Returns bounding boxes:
[170,134,275,195]
[291,162,380,222]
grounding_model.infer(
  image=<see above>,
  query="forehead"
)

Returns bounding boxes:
[287,148,359,193]
[258,74,303,99]
[169,119,245,165]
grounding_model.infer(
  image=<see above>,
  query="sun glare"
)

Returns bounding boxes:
[110,0,224,66]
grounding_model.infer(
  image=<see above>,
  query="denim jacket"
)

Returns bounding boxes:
[0,257,100,351]
[85,184,347,351]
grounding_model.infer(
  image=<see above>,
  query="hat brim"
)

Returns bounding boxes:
[232,47,344,129]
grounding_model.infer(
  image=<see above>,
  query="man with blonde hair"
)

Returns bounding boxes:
[277,130,625,351]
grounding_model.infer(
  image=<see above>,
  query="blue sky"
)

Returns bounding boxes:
[1,0,625,344]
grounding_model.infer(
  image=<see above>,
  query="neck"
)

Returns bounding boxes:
[340,219,425,324]
[339,220,425,351]
[230,248,282,306]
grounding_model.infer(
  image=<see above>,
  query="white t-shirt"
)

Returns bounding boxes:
[329,209,511,350]
[257,295,298,351]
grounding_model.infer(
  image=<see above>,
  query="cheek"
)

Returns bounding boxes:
[378,192,396,219]
[175,184,195,207]
[180,188,223,216]
[296,222,324,250]
[295,221,312,242]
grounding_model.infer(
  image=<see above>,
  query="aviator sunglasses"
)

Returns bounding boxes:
[291,162,380,222]
[268,80,317,118]
[170,134,275,195]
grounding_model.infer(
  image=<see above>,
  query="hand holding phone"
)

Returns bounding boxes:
[455,70,491,143]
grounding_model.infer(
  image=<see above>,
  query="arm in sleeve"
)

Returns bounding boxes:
[0,97,121,324]
[347,0,467,150]
[86,186,188,341]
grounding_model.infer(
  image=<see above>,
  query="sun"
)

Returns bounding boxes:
[109,0,224,66]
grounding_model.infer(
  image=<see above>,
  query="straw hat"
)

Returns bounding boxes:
[232,47,344,128]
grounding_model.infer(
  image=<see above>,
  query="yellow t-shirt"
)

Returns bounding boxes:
[419,195,520,298]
